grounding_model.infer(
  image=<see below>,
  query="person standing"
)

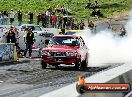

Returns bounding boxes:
[93,0,98,9]
[85,0,91,9]
[17,10,23,26]
[10,9,15,25]
[46,9,51,27]
[71,18,75,30]
[3,11,8,25]
[79,20,85,30]
[60,5,65,14]
[88,21,95,33]
[41,13,47,28]
[120,25,126,37]
[0,12,3,25]
[63,16,67,29]
[66,17,71,29]
[28,11,33,24]
[5,26,16,44]
[37,13,42,25]
[49,14,52,28]
[52,13,57,28]
[23,28,35,58]
[58,15,63,29]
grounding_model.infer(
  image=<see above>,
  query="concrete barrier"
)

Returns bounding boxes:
[0,43,17,63]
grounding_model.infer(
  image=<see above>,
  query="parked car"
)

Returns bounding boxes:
[19,24,42,31]
[19,24,54,43]
[41,35,89,70]
[18,24,54,52]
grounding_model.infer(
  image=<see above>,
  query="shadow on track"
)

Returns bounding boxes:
[45,66,110,72]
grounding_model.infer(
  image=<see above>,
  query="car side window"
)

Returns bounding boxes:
[27,26,35,31]
[35,26,42,31]
[21,25,26,30]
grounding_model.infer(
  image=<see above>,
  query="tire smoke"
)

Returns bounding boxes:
[80,17,132,67]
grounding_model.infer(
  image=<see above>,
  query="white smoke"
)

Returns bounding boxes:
[80,16,132,67]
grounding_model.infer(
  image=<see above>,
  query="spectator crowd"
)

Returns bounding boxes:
[85,0,104,18]
[0,5,88,30]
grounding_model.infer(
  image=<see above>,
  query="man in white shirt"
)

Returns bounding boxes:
[10,9,15,25]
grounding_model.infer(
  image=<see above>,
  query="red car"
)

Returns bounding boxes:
[41,35,89,70]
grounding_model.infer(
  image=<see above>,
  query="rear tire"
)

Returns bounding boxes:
[41,60,47,69]
[81,55,88,70]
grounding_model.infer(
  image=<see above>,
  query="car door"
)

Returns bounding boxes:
[80,37,88,59]
[78,37,87,61]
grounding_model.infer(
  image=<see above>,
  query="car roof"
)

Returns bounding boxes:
[21,24,40,26]
[53,35,80,38]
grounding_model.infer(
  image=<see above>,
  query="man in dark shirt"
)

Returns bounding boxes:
[23,28,35,58]
[41,13,47,28]
[6,26,16,43]
[79,20,85,30]
[37,13,42,25]
[58,16,63,29]
[28,11,33,24]
[63,17,67,29]
[17,10,23,26]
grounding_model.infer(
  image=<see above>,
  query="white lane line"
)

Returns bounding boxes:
[86,64,132,83]
[0,81,3,83]
[125,91,132,97]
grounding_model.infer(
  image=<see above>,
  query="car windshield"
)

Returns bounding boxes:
[27,26,35,31]
[65,32,76,35]
[49,37,79,46]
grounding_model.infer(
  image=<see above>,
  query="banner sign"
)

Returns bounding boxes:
[0,43,15,63]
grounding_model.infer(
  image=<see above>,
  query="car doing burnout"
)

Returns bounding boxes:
[41,35,89,70]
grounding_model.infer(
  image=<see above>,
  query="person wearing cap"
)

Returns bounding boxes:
[5,26,16,44]
[10,9,15,25]
[23,28,35,58]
